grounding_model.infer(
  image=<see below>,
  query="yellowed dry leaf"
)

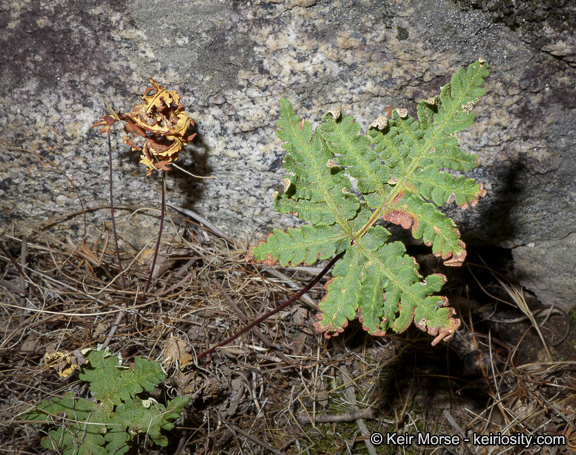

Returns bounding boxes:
[43,347,87,378]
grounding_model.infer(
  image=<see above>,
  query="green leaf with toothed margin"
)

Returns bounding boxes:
[21,349,190,455]
[248,60,489,345]
[249,224,350,267]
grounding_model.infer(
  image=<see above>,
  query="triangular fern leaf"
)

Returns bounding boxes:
[248,60,488,344]
[23,392,109,455]
[113,396,188,448]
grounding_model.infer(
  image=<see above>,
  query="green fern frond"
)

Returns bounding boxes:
[248,59,489,344]
[22,349,190,454]
[79,351,165,405]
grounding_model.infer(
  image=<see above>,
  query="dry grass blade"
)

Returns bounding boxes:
[492,275,553,362]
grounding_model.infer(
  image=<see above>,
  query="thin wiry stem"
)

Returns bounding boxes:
[107,131,126,289]
[143,172,166,294]
[196,250,345,360]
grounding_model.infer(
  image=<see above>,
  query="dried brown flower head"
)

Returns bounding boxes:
[92,79,196,176]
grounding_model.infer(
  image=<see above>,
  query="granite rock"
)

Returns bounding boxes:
[0,0,575,308]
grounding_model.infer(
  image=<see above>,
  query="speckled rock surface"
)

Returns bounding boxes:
[1,0,575,307]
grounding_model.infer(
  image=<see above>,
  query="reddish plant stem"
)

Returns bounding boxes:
[107,131,126,289]
[196,250,345,360]
[143,172,166,294]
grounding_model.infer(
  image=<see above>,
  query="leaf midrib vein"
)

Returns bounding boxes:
[289,121,355,236]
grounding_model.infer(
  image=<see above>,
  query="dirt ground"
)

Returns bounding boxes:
[1,214,576,454]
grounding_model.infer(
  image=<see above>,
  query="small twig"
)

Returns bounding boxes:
[173,433,188,455]
[0,280,26,294]
[339,363,378,455]
[0,239,42,302]
[167,204,235,244]
[162,271,195,295]
[263,266,317,308]
[101,309,125,349]
[296,408,374,425]
[144,172,166,294]
[19,236,27,309]
[107,130,126,289]
[175,258,198,277]
[226,423,284,455]
[214,280,292,364]
[196,251,345,360]
[171,162,215,179]
[443,410,467,441]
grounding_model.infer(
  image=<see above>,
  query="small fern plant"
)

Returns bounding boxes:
[248,59,489,345]
[22,349,190,455]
